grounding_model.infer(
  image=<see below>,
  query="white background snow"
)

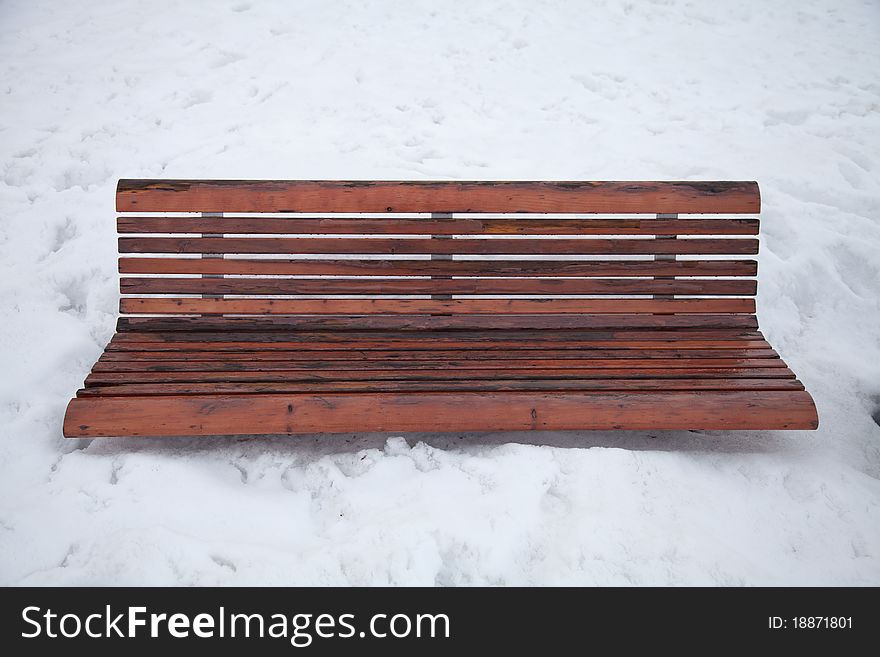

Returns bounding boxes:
[1,0,879,585]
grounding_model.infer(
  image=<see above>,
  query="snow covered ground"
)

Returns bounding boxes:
[1,0,879,585]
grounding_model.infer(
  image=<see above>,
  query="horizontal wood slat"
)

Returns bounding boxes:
[110,326,762,339]
[116,180,762,214]
[99,348,778,361]
[118,216,760,236]
[90,357,786,373]
[119,236,758,256]
[107,340,766,353]
[109,327,765,343]
[64,391,818,437]
[119,277,758,297]
[120,298,757,315]
[107,340,771,354]
[118,258,758,277]
[85,367,796,385]
[117,316,762,331]
[77,378,806,397]
[115,318,763,336]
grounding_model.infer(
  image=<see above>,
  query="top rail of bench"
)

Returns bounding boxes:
[116,180,761,214]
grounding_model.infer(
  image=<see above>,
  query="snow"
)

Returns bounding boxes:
[1,0,879,585]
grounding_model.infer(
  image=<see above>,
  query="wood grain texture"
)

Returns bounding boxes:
[84,367,796,385]
[120,297,757,315]
[98,348,779,361]
[109,327,766,343]
[117,216,760,235]
[116,180,761,214]
[118,257,758,277]
[76,378,806,397]
[90,357,786,373]
[109,326,765,342]
[120,277,758,297]
[63,390,817,437]
[119,236,758,255]
[107,339,771,354]
[115,318,763,336]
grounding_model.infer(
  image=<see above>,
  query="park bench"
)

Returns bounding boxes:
[63,180,818,437]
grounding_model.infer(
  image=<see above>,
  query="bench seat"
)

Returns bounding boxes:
[63,180,818,437]
[65,323,817,436]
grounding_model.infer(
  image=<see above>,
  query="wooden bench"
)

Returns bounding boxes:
[63,180,818,437]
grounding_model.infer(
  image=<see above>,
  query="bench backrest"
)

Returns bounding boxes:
[116,180,761,331]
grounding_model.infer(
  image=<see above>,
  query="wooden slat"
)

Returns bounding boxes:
[109,327,766,343]
[119,236,758,256]
[107,339,770,353]
[84,367,796,385]
[98,348,779,361]
[116,180,762,214]
[118,257,758,277]
[109,327,765,343]
[119,277,758,297]
[90,357,786,373]
[116,315,763,340]
[118,216,760,236]
[64,390,818,438]
[114,314,759,331]
[120,298,757,315]
[76,378,806,397]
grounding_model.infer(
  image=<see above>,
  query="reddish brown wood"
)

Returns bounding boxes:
[114,319,763,338]
[108,327,767,346]
[119,236,758,256]
[98,348,779,362]
[107,340,772,356]
[118,257,758,277]
[114,314,760,332]
[84,367,796,385]
[64,391,817,437]
[120,298,757,316]
[120,277,758,297]
[61,178,822,437]
[108,327,767,342]
[116,180,761,214]
[90,357,786,373]
[117,216,760,235]
[76,378,806,397]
